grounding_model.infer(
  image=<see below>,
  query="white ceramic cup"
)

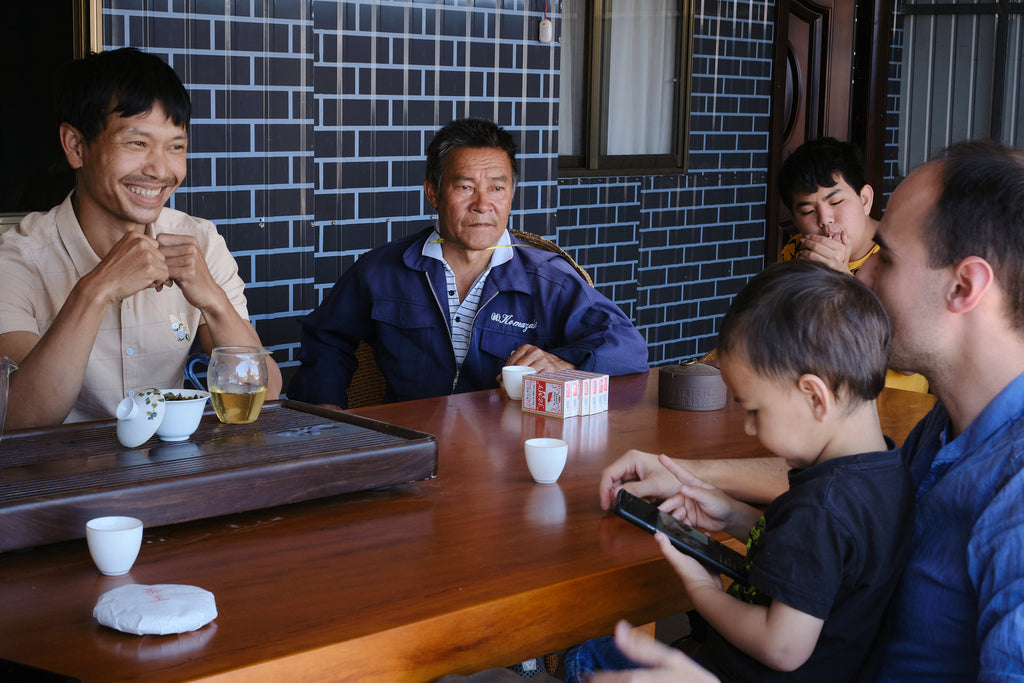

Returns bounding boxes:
[524,437,568,484]
[86,516,143,576]
[502,365,537,400]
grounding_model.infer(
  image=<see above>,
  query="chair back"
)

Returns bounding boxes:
[185,353,210,390]
[510,229,593,287]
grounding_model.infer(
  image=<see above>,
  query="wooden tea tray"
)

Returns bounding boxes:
[0,401,437,552]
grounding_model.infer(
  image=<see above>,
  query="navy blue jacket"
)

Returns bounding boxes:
[289,227,649,406]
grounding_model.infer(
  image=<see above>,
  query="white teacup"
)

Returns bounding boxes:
[86,516,143,576]
[524,438,568,484]
[502,365,537,401]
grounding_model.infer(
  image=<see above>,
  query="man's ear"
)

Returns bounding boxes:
[423,179,439,209]
[797,373,834,422]
[859,183,874,215]
[59,123,86,170]
[946,256,993,314]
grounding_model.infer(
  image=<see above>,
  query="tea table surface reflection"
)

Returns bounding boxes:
[0,371,935,682]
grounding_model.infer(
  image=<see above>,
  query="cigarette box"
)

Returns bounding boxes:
[522,370,609,418]
[562,369,609,415]
[522,371,578,418]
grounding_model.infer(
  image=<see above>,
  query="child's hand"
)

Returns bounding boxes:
[657,454,739,533]
[588,620,720,683]
[655,532,723,594]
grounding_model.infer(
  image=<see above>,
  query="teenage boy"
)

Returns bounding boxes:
[777,137,927,393]
[567,260,914,682]
[777,137,878,274]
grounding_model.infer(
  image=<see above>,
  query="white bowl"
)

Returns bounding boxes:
[154,389,210,442]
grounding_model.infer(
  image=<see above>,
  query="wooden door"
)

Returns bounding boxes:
[765,0,888,261]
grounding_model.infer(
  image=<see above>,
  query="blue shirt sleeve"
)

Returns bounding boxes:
[970,459,1024,682]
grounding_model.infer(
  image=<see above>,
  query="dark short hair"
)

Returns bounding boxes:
[778,137,869,210]
[718,260,890,401]
[55,47,191,143]
[926,140,1024,331]
[425,118,519,190]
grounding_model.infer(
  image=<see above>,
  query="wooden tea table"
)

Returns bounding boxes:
[0,371,935,682]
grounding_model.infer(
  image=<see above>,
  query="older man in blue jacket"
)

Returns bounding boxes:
[289,118,648,408]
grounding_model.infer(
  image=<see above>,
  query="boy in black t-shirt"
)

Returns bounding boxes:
[659,260,913,681]
[566,260,915,682]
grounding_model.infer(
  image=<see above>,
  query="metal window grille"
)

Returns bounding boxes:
[898,0,1024,174]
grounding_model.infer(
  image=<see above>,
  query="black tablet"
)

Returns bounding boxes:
[613,488,748,584]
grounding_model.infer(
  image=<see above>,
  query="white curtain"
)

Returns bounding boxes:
[604,0,677,155]
[558,1,585,156]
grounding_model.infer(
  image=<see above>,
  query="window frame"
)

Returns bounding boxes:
[558,0,695,176]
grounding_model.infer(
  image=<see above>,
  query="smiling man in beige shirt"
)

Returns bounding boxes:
[0,48,280,428]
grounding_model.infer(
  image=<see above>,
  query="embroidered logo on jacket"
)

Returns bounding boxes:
[490,312,538,331]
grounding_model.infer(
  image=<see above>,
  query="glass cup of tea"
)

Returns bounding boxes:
[208,346,271,424]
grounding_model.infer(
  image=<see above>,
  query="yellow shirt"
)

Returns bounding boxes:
[884,369,931,393]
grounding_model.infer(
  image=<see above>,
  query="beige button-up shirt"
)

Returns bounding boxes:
[0,194,250,422]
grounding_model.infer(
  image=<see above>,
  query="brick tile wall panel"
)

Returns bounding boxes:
[187,158,213,187]
[555,222,589,246]
[699,297,731,319]
[256,250,305,283]
[684,279,717,302]
[635,306,664,329]
[686,243,719,263]
[647,321,684,345]
[716,275,753,299]
[628,0,774,365]
[262,220,300,251]
[178,189,254,224]
[103,0,771,380]
[106,0,317,377]
[665,301,702,327]
[253,279,298,321]
[719,204,752,224]
[681,317,716,341]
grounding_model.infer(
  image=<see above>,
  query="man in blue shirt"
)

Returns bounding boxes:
[289,119,648,408]
[597,141,1024,681]
[857,141,1024,680]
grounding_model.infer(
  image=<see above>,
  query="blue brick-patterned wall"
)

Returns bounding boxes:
[558,0,773,363]
[102,0,774,377]
[311,0,560,309]
[556,179,641,319]
[104,0,317,372]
